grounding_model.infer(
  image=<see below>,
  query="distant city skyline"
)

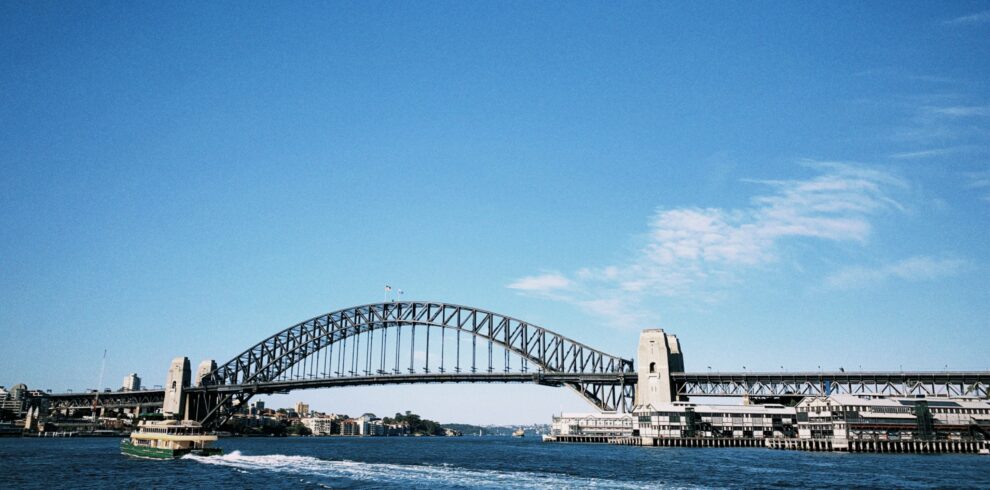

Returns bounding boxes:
[2,3,988,424]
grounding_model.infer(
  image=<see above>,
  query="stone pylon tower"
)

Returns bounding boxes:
[163,357,191,418]
[195,359,217,387]
[635,329,684,409]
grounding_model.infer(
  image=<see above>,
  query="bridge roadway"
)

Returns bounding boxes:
[672,371,990,399]
[43,388,169,410]
[190,372,633,395]
[41,370,990,410]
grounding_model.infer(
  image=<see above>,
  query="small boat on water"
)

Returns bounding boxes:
[512,428,525,437]
[120,419,222,459]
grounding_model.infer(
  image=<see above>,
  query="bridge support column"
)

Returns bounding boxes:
[195,359,217,386]
[186,359,218,422]
[163,357,191,419]
[634,329,684,408]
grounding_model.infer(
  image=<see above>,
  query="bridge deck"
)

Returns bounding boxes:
[42,371,990,409]
[673,371,990,398]
[188,372,633,395]
[674,371,990,382]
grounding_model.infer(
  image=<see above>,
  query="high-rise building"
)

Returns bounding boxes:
[122,373,141,391]
[341,419,360,436]
[295,402,309,416]
[249,400,266,416]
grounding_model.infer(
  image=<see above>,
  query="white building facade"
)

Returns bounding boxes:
[634,401,797,440]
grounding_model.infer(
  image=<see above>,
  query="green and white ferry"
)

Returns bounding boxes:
[120,419,222,459]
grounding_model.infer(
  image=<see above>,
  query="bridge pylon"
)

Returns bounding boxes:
[185,359,219,422]
[162,357,191,419]
[635,329,684,409]
[163,357,226,422]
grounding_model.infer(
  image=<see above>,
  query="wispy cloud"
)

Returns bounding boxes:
[943,10,990,25]
[885,94,990,151]
[509,162,909,327]
[851,68,957,85]
[824,256,966,290]
[927,105,990,117]
[965,169,990,202]
[889,148,956,160]
[507,273,570,292]
[908,75,957,84]
[887,146,982,160]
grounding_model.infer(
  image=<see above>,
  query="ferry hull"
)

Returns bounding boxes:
[120,440,222,459]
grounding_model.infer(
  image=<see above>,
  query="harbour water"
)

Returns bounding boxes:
[3,436,988,489]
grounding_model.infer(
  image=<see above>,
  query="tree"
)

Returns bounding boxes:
[383,411,445,436]
[287,422,312,436]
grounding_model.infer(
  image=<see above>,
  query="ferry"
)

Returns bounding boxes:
[120,420,222,459]
[512,428,525,437]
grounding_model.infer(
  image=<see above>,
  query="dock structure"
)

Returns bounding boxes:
[766,437,990,454]
[609,436,765,448]
[543,434,611,444]
[544,328,990,455]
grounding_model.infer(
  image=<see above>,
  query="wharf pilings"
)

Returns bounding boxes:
[766,437,989,454]
[544,435,990,454]
[609,436,764,448]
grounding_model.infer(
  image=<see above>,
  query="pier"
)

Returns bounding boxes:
[766,438,990,454]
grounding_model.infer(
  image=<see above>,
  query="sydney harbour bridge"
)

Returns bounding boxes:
[40,301,990,428]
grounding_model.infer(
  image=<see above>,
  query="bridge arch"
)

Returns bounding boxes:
[193,302,634,425]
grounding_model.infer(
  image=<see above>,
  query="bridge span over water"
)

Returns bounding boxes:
[41,301,990,427]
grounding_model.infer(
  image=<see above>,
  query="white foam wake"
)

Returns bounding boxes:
[183,450,676,489]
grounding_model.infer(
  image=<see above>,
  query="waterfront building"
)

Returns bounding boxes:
[302,414,342,435]
[121,373,141,392]
[549,412,635,441]
[340,418,360,436]
[385,422,407,436]
[0,384,27,415]
[352,413,383,436]
[634,401,797,440]
[366,418,385,436]
[10,384,27,401]
[793,394,990,449]
[547,401,797,444]
[547,396,989,453]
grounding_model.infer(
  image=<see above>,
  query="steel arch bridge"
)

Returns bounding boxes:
[187,301,636,426]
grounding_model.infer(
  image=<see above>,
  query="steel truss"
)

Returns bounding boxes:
[674,372,990,399]
[43,390,166,411]
[195,302,635,425]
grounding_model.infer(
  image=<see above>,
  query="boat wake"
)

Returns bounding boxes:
[183,451,667,489]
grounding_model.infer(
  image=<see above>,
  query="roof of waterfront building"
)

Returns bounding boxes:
[894,398,990,409]
[634,402,795,415]
[799,394,990,411]
[815,394,906,407]
[556,412,633,420]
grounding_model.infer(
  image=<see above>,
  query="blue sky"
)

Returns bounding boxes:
[1,2,988,424]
